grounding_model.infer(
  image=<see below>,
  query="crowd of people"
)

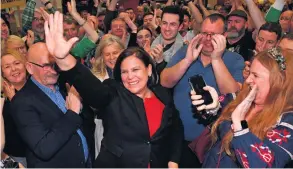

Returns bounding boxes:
[1,0,293,168]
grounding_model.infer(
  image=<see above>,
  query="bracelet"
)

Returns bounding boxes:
[44,1,51,7]
[79,20,86,26]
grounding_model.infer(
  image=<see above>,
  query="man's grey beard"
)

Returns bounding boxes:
[227,27,246,40]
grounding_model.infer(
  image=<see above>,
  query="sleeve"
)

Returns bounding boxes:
[127,33,138,47]
[231,123,293,168]
[169,106,184,163]
[104,9,117,33]
[10,97,83,160]
[21,0,35,36]
[70,37,97,58]
[60,62,115,109]
[156,61,167,76]
[166,45,188,68]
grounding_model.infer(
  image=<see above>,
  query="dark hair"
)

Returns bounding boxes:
[113,47,158,87]
[282,33,293,40]
[97,11,106,17]
[204,13,226,32]
[258,22,282,40]
[1,13,10,30]
[182,9,191,20]
[143,12,154,20]
[63,15,78,26]
[137,26,153,37]
[125,8,134,11]
[161,5,184,24]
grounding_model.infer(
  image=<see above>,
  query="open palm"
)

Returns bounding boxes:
[45,11,78,59]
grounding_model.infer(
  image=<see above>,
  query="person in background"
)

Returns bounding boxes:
[196,48,293,168]
[136,26,153,53]
[1,15,10,41]
[226,10,256,61]
[91,34,125,157]
[1,50,28,167]
[279,10,293,34]
[63,16,79,41]
[4,35,31,58]
[160,13,244,168]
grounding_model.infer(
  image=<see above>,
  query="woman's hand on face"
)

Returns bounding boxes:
[190,86,219,111]
[231,85,257,123]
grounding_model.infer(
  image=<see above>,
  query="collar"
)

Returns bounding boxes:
[30,76,59,94]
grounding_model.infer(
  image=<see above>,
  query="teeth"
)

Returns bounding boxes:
[129,81,138,85]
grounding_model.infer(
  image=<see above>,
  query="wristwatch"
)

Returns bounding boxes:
[241,120,248,130]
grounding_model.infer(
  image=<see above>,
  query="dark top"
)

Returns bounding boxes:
[61,62,184,168]
[10,79,95,168]
[3,99,26,157]
[226,31,255,61]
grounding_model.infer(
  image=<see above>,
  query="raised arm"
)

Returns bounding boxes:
[198,0,210,18]
[67,0,99,43]
[45,11,114,108]
[160,35,203,88]
[265,0,285,23]
[21,0,36,36]
[40,0,57,14]
[188,0,203,24]
[244,0,266,31]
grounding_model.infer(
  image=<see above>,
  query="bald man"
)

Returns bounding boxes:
[10,43,95,167]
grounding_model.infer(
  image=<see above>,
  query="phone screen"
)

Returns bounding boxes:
[188,75,213,105]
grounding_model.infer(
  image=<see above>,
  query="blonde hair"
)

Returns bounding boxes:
[4,35,25,52]
[1,49,27,63]
[91,35,125,78]
[210,49,293,158]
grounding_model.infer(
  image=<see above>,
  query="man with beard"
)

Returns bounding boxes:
[160,13,244,168]
[226,10,256,61]
[22,0,56,43]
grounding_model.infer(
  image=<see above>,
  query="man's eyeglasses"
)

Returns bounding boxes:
[201,32,223,38]
[33,17,45,22]
[29,62,55,71]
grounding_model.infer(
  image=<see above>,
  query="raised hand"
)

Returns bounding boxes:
[185,34,204,63]
[231,85,257,123]
[26,30,35,47]
[67,0,78,17]
[151,9,158,29]
[190,86,219,111]
[210,34,226,60]
[39,7,50,21]
[87,15,99,30]
[44,11,79,59]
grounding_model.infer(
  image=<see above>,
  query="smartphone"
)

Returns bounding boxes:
[188,75,213,105]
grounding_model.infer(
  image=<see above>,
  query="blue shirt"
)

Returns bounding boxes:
[167,45,244,141]
[31,77,89,161]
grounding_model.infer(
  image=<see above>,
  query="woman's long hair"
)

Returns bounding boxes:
[91,35,125,78]
[210,49,293,157]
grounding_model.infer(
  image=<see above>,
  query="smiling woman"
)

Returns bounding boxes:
[1,49,28,167]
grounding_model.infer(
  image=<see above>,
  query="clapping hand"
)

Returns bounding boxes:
[185,34,204,64]
[2,80,15,101]
[150,44,164,63]
[190,86,219,112]
[210,34,226,60]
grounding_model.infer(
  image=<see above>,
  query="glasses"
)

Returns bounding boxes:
[29,62,55,71]
[33,17,45,22]
[201,32,223,38]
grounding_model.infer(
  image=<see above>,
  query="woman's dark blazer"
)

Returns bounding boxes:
[61,62,184,168]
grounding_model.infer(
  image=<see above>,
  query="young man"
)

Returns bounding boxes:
[151,6,184,64]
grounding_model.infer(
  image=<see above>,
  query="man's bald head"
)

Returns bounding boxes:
[27,42,53,63]
[26,42,58,89]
